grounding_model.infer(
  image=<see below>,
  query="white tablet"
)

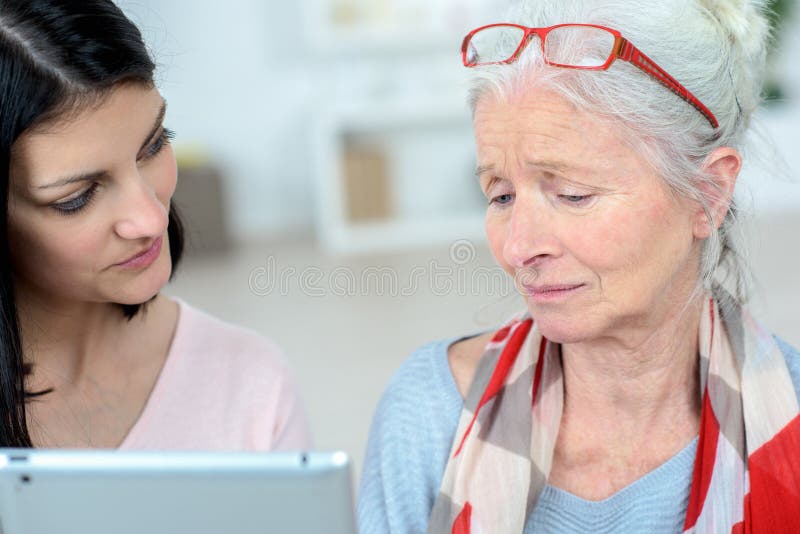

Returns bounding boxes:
[0,449,356,534]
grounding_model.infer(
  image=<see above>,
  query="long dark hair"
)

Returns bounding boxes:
[1,0,185,447]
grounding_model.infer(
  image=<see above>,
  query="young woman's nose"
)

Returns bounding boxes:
[113,170,169,240]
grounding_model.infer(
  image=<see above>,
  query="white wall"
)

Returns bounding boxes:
[120,0,318,240]
[118,1,800,241]
[739,7,800,215]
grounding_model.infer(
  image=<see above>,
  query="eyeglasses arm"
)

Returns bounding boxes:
[615,38,719,128]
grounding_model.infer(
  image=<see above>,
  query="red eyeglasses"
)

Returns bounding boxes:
[462,23,719,129]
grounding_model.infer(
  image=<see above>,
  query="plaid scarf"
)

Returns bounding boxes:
[428,290,800,533]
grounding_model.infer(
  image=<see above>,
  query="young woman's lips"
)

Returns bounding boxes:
[115,236,163,270]
[524,283,586,303]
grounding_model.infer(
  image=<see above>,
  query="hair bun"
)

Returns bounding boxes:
[697,0,771,58]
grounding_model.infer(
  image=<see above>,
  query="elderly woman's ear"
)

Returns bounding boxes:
[692,147,742,239]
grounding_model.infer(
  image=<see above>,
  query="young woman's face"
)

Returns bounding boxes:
[7,84,177,307]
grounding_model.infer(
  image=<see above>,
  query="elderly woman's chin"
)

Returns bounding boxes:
[527,310,598,344]
[514,283,602,343]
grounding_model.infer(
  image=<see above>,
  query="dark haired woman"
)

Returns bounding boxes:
[0,0,311,449]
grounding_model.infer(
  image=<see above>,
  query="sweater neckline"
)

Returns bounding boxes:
[117,298,188,449]
[432,334,699,508]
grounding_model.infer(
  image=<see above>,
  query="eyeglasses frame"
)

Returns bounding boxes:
[461,23,719,129]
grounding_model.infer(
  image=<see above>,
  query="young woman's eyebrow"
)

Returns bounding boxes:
[36,100,167,191]
[36,171,107,190]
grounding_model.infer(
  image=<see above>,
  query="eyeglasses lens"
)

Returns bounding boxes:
[466,25,526,66]
[544,25,615,68]
[466,25,615,68]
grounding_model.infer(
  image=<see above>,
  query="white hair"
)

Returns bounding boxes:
[468,0,773,303]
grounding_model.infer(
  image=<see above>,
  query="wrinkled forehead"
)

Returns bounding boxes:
[472,87,642,177]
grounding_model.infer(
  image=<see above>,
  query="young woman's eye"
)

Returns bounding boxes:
[141,127,175,161]
[490,193,515,206]
[51,183,100,215]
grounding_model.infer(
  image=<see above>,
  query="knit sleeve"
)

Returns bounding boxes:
[357,340,464,534]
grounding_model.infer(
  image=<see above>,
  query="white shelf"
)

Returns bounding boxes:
[312,97,483,255]
[305,0,496,255]
[320,215,486,255]
[302,0,468,57]
[306,27,460,57]
[320,98,471,131]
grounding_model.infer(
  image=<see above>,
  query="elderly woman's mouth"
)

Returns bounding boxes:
[523,283,587,302]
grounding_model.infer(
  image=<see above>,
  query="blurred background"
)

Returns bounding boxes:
[117,0,799,482]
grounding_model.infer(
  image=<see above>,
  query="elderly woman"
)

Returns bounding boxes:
[358,0,800,532]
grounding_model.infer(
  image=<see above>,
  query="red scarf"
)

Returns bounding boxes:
[428,292,800,533]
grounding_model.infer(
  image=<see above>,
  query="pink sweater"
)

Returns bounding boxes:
[118,300,312,451]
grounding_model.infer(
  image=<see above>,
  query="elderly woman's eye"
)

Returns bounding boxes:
[490,193,515,206]
[559,194,593,205]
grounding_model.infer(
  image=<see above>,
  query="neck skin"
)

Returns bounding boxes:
[17,286,179,448]
[561,296,702,429]
[553,292,703,493]
[16,284,163,390]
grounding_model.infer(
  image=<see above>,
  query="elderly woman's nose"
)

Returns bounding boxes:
[113,172,170,240]
[502,202,559,268]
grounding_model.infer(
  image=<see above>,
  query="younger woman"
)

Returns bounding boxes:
[1,0,311,450]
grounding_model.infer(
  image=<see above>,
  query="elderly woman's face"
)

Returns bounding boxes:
[475,88,704,343]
